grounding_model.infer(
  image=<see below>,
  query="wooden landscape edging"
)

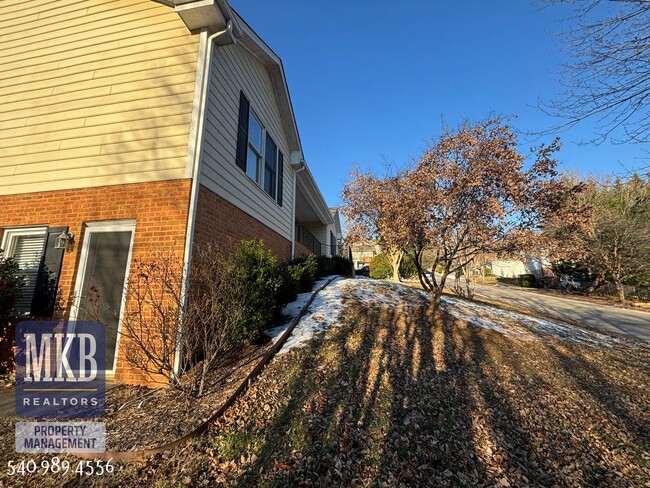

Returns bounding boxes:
[77,275,339,463]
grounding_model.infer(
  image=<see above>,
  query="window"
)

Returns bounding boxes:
[1,226,68,317]
[235,91,284,205]
[247,112,263,182]
[1,227,46,314]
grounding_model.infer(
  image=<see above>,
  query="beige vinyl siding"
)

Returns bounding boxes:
[200,42,294,241]
[0,0,199,196]
[303,221,328,251]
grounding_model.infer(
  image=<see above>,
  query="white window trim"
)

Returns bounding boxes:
[69,220,136,375]
[1,227,47,257]
[245,107,282,202]
[1,226,48,315]
[247,109,264,183]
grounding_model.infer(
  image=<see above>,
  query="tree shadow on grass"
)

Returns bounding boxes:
[535,338,649,444]
[208,292,648,487]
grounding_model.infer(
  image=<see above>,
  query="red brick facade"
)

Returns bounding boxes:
[193,185,291,262]
[1,181,299,385]
[294,241,314,258]
[0,179,192,384]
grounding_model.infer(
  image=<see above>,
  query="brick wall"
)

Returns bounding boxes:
[294,241,314,258]
[193,185,291,262]
[0,179,192,384]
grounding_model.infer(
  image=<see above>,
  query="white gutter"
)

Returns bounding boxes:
[174,20,235,376]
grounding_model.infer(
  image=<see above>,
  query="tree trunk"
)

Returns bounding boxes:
[428,288,442,313]
[585,272,605,295]
[465,273,475,300]
[614,279,626,303]
[387,251,403,283]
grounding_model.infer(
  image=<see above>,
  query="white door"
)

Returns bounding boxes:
[70,221,135,373]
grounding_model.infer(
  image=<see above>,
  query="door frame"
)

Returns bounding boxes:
[69,220,136,375]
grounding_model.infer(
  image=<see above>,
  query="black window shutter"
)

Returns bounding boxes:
[31,226,67,317]
[235,91,250,172]
[277,151,284,206]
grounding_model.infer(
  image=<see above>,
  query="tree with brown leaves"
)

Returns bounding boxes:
[405,117,583,307]
[545,173,650,302]
[342,168,417,282]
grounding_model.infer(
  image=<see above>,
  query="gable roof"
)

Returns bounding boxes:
[164,0,333,225]
[166,0,302,157]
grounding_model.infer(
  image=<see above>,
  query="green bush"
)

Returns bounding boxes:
[483,266,494,277]
[287,255,318,293]
[0,251,23,319]
[275,264,300,307]
[226,240,283,342]
[316,255,335,277]
[517,273,537,288]
[331,255,354,276]
[399,254,417,280]
[370,253,392,279]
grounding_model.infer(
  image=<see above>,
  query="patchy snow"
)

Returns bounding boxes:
[270,276,625,355]
[348,277,428,310]
[270,277,348,355]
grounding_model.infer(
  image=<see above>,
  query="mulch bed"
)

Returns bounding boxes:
[0,337,275,487]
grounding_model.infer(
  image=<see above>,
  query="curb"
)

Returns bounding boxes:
[76,275,340,462]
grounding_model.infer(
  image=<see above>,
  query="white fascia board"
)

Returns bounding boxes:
[232,9,303,156]
[174,0,229,33]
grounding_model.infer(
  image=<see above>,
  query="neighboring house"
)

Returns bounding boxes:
[487,255,551,278]
[0,0,333,384]
[350,240,382,269]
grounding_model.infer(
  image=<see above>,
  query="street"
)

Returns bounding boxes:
[472,282,650,341]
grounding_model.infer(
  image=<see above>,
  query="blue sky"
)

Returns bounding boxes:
[231,0,649,206]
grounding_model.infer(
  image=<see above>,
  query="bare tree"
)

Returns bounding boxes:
[86,245,250,397]
[544,0,650,143]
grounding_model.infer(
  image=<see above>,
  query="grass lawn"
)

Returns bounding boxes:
[4,280,648,487]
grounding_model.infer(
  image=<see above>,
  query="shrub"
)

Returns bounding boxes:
[331,255,354,276]
[370,253,392,279]
[227,240,283,339]
[399,254,417,280]
[517,273,537,288]
[316,255,335,277]
[288,255,318,292]
[0,251,23,319]
[483,266,494,277]
[85,240,286,396]
[275,264,300,308]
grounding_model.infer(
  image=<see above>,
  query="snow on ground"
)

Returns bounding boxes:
[271,277,429,355]
[269,277,348,355]
[348,276,428,309]
[270,276,626,355]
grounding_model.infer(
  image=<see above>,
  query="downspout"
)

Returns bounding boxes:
[290,161,305,259]
[174,20,235,376]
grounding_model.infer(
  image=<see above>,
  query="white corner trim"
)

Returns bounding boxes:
[185,29,210,178]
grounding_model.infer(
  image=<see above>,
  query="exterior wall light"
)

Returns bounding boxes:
[54,231,74,250]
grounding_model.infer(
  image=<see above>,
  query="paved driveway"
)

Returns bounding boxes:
[472,283,650,341]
